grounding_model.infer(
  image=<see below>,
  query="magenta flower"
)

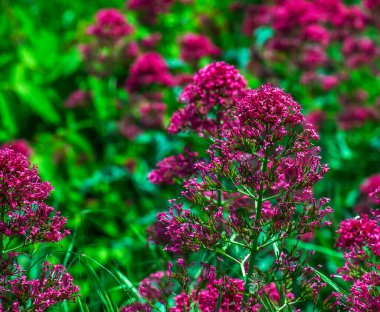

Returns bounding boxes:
[305,110,326,131]
[342,37,377,68]
[2,262,79,311]
[64,90,92,109]
[126,52,175,92]
[333,211,380,311]
[148,149,198,185]
[180,33,220,63]
[338,107,377,130]
[0,149,78,310]
[87,9,133,41]
[336,213,380,253]
[140,102,166,128]
[168,62,247,136]
[360,174,380,199]
[127,0,174,24]
[302,46,327,69]
[320,75,339,90]
[1,139,33,158]
[120,303,152,312]
[151,81,332,309]
[0,148,69,243]
[364,0,380,9]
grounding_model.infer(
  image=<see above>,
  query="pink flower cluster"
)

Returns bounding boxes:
[87,9,134,41]
[355,174,380,212]
[168,62,247,136]
[127,0,175,24]
[126,52,175,92]
[333,211,380,311]
[1,261,79,311]
[0,148,69,243]
[180,33,220,63]
[148,149,198,185]
[0,149,78,310]
[64,90,92,109]
[1,139,33,158]
[338,106,378,130]
[241,0,380,128]
[122,265,288,311]
[336,213,380,254]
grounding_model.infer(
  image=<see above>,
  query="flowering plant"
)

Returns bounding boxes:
[0,148,78,310]
[126,63,333,311]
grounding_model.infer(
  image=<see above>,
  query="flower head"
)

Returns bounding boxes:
[0,148,69,243]
[168,62,247,136]
[180,33,220,63]
[148,149,198,185]
[1,140,33,158]
[87,9,133,41]
[126,52,175,92]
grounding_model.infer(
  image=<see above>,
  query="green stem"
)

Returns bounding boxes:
[214,249,241,265]
[217,189,222,207]
[242,155,268,308]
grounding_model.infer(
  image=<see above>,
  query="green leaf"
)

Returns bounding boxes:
[0,92,17,135]
[13,83,60,124]
[310,267,349,299]
[288,239,342,259]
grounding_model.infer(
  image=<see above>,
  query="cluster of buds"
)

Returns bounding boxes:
[0,148,78,310]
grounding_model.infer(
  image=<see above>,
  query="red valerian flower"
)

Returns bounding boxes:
[0,148,69,243]
[180,33,220,63]
[168,62,247,136]
[87,9,133,41]
[64,90,92,109]
[126,52,175,92]
[148,149,198,185]
[2,262,79,311]
[127,0,174,24]
[151,81,331,309]
[1,139,33,158]
[332,211,380,311]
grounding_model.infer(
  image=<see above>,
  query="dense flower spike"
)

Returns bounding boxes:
[87,9,133,41]
[180,33,220,63]
[126,52,175,92]
[168,62,247,136]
